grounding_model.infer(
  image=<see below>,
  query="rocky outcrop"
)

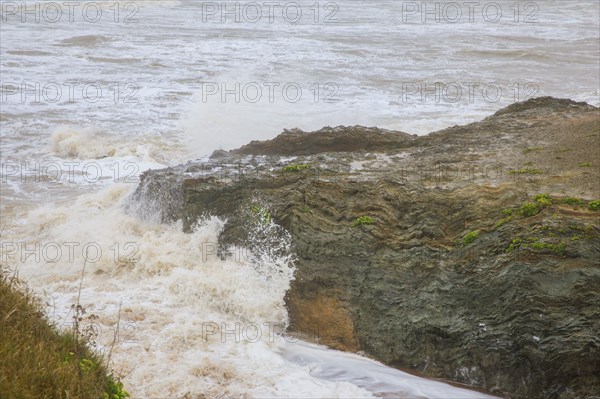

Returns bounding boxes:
[224,126,416,156]
[131,98,600,399]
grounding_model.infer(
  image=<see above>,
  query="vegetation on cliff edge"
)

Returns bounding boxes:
[0,268,129,399]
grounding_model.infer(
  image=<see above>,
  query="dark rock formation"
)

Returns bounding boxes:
[131,97,600,399]
[224,126,416,156]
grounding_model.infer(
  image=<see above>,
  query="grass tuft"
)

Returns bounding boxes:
[505,238,566,254]
[462,231,479,246]
[520,202,540,217]
[533,194,552,207]
[352,216,374,227]
[561,197,584,206]
[281,164,311,173]
[0,268,129,399]
[522,146,544,154]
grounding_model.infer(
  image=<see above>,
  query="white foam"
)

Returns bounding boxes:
[4,184,502,397]
[5,185,369,397]
[282,341,499,398]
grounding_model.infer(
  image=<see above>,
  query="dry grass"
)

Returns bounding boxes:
[0,268,124,399]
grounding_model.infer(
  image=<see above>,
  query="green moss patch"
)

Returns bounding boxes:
[353,216,375,227]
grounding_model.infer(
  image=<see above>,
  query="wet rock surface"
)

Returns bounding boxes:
[132,97,600,399]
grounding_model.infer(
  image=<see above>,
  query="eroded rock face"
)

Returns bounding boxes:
[214,126,416,157]
[132,97,600,399]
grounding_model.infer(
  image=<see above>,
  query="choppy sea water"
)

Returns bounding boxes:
[1,0,598,397]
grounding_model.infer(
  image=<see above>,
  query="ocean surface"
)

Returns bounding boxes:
[1,0,598,397]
